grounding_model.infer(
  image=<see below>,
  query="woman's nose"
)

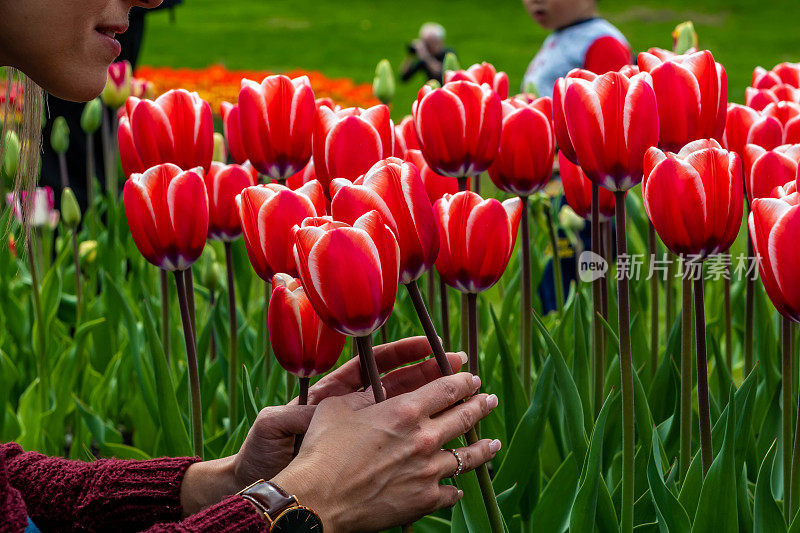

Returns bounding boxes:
[130,0,165,9]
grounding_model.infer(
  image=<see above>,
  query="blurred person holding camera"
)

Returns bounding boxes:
[400,22,455,85]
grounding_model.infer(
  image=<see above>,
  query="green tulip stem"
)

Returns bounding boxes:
[209,289,217,362]
[544,201,564,313]
[57,153,69,190]
[439,277,451,352]
[745,234,755,375]
[72,230,82,323]
[694,274,712,477]
[591,185,604,416]
[225,242,239,430]
[186,267,197,340]
[174,269,203,458]
[520,195,533,400]
[724,264,732,373]
[101,110,119,196]
[790,328,800,517]
[614,190,634,533]
[648,222,659,379]
[467,292,479,380]
[86,134,96,211]
[26,233,49,412]
[293,376,310,458]
[160,269,171,364]
[680,270,693,481]
[356,335,385,403]
[665,255,675,336]
[784,316,794,518]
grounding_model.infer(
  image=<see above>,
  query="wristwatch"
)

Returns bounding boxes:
[237,479,323,532]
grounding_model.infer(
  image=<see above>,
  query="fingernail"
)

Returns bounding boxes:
[489,439,502,454]
[457,489,464,499]
[472,375,481,389]
[486,394,498,410]
[457,351,468,364]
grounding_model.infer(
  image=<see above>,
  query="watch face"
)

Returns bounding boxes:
[272,507,323,533]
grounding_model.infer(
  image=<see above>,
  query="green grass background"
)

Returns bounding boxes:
[139,0,800,117]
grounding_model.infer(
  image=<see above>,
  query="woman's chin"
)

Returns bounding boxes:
[38,70,107,103]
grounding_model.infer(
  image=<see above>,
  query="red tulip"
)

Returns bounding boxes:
[293,211,400,337]
[637,50,727,151]
[722,103,760,157]
[562,69,659,191]
[237,75,316,180]
[269,273,346,377]
[749,187,800,321]
[412,80,502,178]
[445,62,510,100]
[123,163,208,271]
[405,149,462,205]
[236,181,326,280]
[118,89,214,178]
[286,158,318,191]
[204,162,257,241]
[312,104,394,193]
[559,151,617,220]
[553,69,597,165]
[642,139,742,258]
[742,144,800,202]
[397,115,420,155]
[745,84,800,112]
[220,101,248,165]
[330,158,439,284]
[752,62,800,90]
[433,191,522,293]
[746,102,800,150]
[488,96,555,196]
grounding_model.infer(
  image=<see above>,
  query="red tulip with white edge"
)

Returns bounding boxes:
[220,101,248,165]
[742,144,800,202]
[204,162,257,241]
[445,62,510,100]
[746,101,800,150]
[752,62,800,90]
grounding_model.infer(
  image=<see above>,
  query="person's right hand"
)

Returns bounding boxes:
[271,372,500,533]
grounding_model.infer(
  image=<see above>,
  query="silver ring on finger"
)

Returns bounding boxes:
[444,448,463,478]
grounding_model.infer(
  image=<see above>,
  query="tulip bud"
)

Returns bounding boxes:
[672,21,698,55]
[61,187,81,228]
[79,240,98,265]
[558,205,585,233]
[522,80,539,97]
[101,61,133,109]
[372,59,395,105]
[81,98,103,134]
[50,116,70,154]
[425,79,441,90]
[442,52,460,73]
[198,248,223,291]
[213,132,227,163]
[2,131,20,179]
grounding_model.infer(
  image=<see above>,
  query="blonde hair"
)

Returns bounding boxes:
[2,67,44,236]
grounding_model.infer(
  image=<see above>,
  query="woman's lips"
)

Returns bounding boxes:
[95,28,122,58]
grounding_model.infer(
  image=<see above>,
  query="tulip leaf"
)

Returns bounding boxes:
[530,453,580,533]
[648,430,691,533]
[415,515,450,533]
[532,309,588,464]
[754,440,786,533]
[692,388,738,533]
[242,364,259,427]
[572,290,593,432]
[454,451,493,532]
[493,355,555,497]
[489,306,527,443]
[570,389,617,532]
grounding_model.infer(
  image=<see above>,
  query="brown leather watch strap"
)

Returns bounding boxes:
[238,479,297,522]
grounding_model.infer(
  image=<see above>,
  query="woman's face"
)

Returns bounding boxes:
[0,0,161,102]
[522,0,597,30]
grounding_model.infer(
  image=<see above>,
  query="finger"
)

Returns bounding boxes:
[338,389,382,411]
[436,439,501,479]
[431,393,498,444]
[306,336,434,403]
[382,351,467,399]
[432,485,463,512]
[402,373,480,417]
[254,405,316,437]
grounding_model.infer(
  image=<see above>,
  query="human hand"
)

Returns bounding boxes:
[272,372,500,532]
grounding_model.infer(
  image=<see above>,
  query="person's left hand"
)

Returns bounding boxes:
[232,336,466,488]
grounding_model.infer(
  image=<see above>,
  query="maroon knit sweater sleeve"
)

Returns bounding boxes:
[1,443,267,532]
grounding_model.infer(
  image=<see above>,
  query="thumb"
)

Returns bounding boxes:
[255,405,316,436]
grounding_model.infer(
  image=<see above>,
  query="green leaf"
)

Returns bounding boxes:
[648,431,691,533]
[490,306,527,444]
[572,290,593,432]
[692,388,738,533]
[530,453,579,533]
[570,390,617,532]
[101,442,151,460]
[73,396,122,447]
[141,296,193,457]
[454,448,492,532]
[242,364,259,427]
[754,440,787,533]
[532,309,588,465]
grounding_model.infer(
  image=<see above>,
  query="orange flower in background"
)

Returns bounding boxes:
[134,64,378,115]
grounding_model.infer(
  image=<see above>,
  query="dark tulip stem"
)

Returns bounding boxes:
[186,267,197,341]
[592,186,604,416]
[86,134,96,210]
[439,277,451,352]
[58,153,69,190]
[225,242,239,431]
[520,195,532,400]
[473,174,481,195]
[175,269,204,458]
[357,335,385,403]
[784,316,794,518]
[649,222,659,379]
[680,270,693,481]
[406,281,452,376]
[381,324,388,345]
[467,293,479,379]
[614,190,634,533]
[209,290,217,362]
[665,254,675,338]
[724,264,732,373]
[293,377,310,458]
[458,177,468,193]
[286,372,294,404]
[427,269,437,320]
[460,292,468,353]
[694,275,712,477]
[160,269,171,364]
[544,201,564,313]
